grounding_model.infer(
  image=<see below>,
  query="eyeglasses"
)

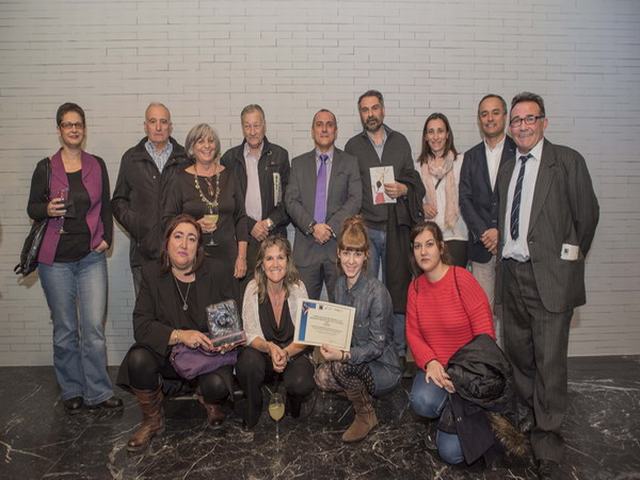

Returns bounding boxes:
[60,122,84,130]
[509,115,544,128]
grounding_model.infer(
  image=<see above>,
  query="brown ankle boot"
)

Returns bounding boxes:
[342,387,378,443]
[197,394,225,426]
[127,386,165,453]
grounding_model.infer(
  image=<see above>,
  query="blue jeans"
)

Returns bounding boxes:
[367,227,406,356]
[39,251,114,405]
[410,373,464,465]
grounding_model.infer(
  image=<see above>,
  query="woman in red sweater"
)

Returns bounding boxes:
[406,221,495,464]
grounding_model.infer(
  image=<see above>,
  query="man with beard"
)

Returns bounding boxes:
[344,90,425,373]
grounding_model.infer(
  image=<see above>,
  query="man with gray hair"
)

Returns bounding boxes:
[221,104,290,278]
[496,92,599,479]
[112,102,187,295]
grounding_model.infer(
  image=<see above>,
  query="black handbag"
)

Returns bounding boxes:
[14,159,51,276]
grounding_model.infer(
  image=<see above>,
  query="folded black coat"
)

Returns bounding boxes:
[439,334,519,464]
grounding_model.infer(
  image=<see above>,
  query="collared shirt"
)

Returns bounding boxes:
[502,139,544,261]
[243,142,264,221]
[366,129,387,162]
[145,140,173,172]
[484,135,506,191]
[315,147,334,199]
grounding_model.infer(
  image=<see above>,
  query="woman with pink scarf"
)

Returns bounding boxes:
[416,113,468,267]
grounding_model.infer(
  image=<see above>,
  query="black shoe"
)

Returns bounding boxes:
[87,396,124,410]
[63,396,83,414]
[537,459,562,480]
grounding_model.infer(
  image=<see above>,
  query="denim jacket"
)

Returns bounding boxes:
[334,273,401,395]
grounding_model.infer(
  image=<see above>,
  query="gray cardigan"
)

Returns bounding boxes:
[334,273,401,396]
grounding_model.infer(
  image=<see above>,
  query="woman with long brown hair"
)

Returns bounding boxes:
[416,113,468,267]
[235,236,315,428]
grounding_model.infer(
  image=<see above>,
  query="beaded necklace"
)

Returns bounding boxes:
[193,164,221,208]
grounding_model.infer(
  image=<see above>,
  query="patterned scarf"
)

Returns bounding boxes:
[420,151,459,231]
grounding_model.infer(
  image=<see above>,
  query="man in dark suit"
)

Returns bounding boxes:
[112,102,187,295]
[285,109,362,301]
[496,92,599,479]
[220,104,290,280]
[460,94,516,341]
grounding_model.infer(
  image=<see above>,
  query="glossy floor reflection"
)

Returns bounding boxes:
[0,356,638,479]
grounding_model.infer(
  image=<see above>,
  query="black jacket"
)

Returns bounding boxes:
[385,169,425,313]
[459,136,516,263]
[220,138,290,238]
[440,334,515,464]
[111,137,188,267]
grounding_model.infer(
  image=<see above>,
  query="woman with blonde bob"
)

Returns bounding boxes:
[235,236,315,428]
[315,216,401,442]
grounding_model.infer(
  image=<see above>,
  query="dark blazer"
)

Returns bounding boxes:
[111,137,188,267]
[220,138,290,238]
[496,139,599,312]
[285,147,362,266]
[459,136,516,263]
[116,257,238,388]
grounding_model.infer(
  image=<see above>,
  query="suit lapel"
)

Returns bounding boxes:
[496,138,515,193]
[327,149,340,209]
[528,139,555,235]
[304,151,317,212]
[478,147,492,193]
[497,155,516,230]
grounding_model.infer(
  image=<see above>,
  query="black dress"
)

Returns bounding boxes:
[162,167,248,271]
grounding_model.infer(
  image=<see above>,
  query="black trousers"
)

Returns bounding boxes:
[125,346,234,405]
[502,259,572,463]
[235,346,315,428]
[445,240,468,268]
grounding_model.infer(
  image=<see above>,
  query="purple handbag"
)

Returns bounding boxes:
[170,344,238,380]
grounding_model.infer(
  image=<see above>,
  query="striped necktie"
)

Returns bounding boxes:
[510,154,532,240]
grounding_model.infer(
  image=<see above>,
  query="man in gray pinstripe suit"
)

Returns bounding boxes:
[496,92,599,479]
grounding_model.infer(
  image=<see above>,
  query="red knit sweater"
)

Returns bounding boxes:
[406,266,495,369]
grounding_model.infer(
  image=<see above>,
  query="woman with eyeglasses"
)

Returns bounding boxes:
[26,102,121,414]
[416,113,469,267]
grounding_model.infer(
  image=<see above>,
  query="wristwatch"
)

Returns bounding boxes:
[265,218,274,231]
[305,221,317,236]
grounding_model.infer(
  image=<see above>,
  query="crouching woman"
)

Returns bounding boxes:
[117,214,238,452]
[315,216,401,442]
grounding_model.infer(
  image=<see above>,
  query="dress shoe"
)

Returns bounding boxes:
[87,396,124,410]
[537,459,562,480]
[63,396,83,414]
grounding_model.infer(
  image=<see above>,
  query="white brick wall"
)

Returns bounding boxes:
[1,0,638,365]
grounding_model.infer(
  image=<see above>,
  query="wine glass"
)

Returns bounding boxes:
[56,188,69,234]
[268,392,285,442]
[203,205,219,246]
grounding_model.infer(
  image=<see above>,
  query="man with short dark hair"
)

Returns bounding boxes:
[221,104,290,279]
[285,109,361,301]
[344,90,424,368]
[459,94,516,342]
[112,103,187,295]
[496,92,599,479]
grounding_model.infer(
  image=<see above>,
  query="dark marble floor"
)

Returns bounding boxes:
[0,356,638,480]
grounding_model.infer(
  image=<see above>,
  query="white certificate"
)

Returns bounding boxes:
[293,298,355,351]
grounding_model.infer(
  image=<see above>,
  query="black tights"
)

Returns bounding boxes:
[126,346,231,404]
[235,347,315,428]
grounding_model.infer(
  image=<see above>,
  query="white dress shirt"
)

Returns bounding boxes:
[502,139,544,261]
[485,136,506,191]
[244,142,263,221]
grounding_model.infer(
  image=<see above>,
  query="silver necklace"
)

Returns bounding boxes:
[173,275,192,311]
